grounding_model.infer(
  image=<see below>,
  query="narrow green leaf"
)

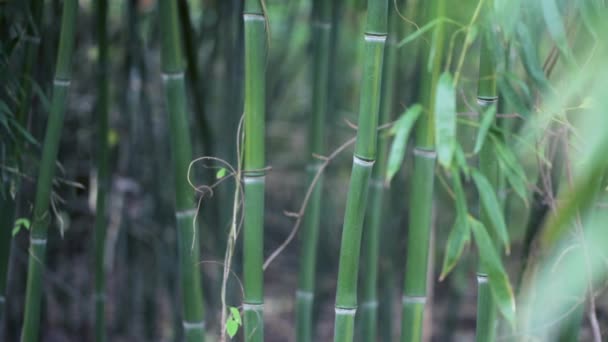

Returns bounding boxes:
[440,168,471,280]
[397,17,462,48]
[540,155,608,249]
[8,116,39,146]
[541,0,574,65]
[492,136,529,205]
[454,143,470,178]
[216,167,227,179]
[516,24,550,91]
[226,319,239,338]
[229,306,242,326]
[474,105,497,154]
[385,104,422,184]
[440,214,469,280]
[435,72,456,168]
[472,170,510,252]
[12,225,20,237]
[469,216,516,326]
[15,218,31,230]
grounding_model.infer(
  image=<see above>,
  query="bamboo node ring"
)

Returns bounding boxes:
[335,307,357,315]
[413,148,437,159]
[182,320,206,330]
[353,156,375,167]
[30,238,47,245]
[243,303,264,311]
[296,290,314,299]
[401,295,427,304]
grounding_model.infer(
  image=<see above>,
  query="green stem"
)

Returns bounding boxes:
[20,1,78,341]
[243,1,267,341]
[159,0,206,340]
[333,1,387,341]
[476,2,499,340]
[359,1,399,340]
[400,1,445,341]
[296,1,332,341]
[94,0,109,340]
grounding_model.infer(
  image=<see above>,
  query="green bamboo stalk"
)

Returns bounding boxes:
[94,0,109,340]
[359,2,398,340]
[295,0,332,341]
[0,186,15,324]
[476,4,499,341]
[1,1,44,323]
[159,0,206,341]
[177,0,214,156]
[16,0,43,130]
[333,1,387,341]
[243,1,267,341]
[400,1,445,341]
[20,1,78,341]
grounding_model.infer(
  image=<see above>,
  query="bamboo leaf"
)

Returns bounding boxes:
[230,306,242,325]
[516,24,550,91]
[541,0,574,65]
[494,0,522,40]
[385,104,422,184]
[469,216,516,326]
[397,17,462,48]
[440,168,470,280]
[226,319,239,338]
[216,167,227,179]
[472,170,510,252]
[454,143,470,178]
[492,136,529,206]
[440,214,469,280]
[435,72,456,168]
[540,155,608,250]
[473,105,497,154]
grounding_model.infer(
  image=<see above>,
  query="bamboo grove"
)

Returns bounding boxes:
[0,0,607,341]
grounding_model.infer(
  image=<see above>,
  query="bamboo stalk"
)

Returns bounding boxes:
[0,189,15,324]
[94,0,109,340]
[159,0,206,341]
[16,0,44,132]
[400,1,445,341]
[243,1,267,341]
[475,2,499,341]
[359,1,398,340]
[295,0,332,341]
[333,1,387,341]
[1,1,44,324]
[20,1,78,341]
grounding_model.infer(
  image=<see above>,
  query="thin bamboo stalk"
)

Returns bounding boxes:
[295,0,332,341]
[333,1,387,341]
[20,1,78,341]
[159,0,206,341]
[359,1,399,340]
[400,1,445,341]
[475,2,499,340]
[94,0,109,340]
[243,1,267,341]
[1,2,44,323]
[0,190,15,323]
[177,0,214,156]
[16,0,44,132]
